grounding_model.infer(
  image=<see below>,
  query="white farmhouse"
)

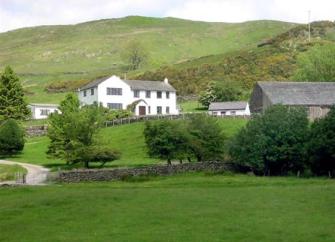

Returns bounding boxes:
[78,75,178,116]
[208,101,250,116]
[28,103,60,120]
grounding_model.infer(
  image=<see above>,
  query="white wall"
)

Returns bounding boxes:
[78,86,98,105]
[30,106,59,119]
[209,104,251,116]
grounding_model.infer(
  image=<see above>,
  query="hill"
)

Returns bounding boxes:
[136,21,335,97]
[0,16,296,103]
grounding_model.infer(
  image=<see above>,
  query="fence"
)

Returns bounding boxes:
[104,113,250,127]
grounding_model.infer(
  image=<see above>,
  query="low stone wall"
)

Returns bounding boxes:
[56,162,229,183]
[25,125,48,137]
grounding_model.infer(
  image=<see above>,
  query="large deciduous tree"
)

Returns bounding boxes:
[308,106,335,177]
[0,66,30,121]
[229,105,309,176]
[122,41,148,70]
[47,94,120,168]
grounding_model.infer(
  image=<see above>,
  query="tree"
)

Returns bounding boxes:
[0,66,30,121]
[187,114,226,162]
[199,82,242,108]
[294,44,335,81]
[47,94,120,168]
[144,120,190,165]
[308,106,335,177]
[0,119,25,156]
[122,41,148,70]
[229,105,309,176]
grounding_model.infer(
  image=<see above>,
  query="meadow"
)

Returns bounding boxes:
[11,118,248,169]
[0,164,27,182]
[0,173,334,242]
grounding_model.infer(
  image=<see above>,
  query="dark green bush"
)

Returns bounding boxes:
[0,119,25,156]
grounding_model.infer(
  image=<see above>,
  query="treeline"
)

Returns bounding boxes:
[144,105,335,177]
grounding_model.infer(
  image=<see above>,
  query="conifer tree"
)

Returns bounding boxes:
[0,66,30,121]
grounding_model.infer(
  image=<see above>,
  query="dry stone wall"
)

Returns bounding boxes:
[56,162,230,183]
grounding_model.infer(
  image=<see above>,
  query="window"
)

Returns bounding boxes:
[83,90,87,97]
[166,106,170,114]
[40,109,50,116]
[166,91,170,99]
[221,111,226,116]
[146,91,151,98]
[134,90,140,98]
[231,111,236,116]
[107,103,123,110]
[91,88,94,95]
[157,91,162,99]
[213,112,218,116]
[148,106,151,114]
[107,88,122,96]
[157,106,162,114]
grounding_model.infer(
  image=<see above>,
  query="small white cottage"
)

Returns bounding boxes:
[78,75,179,116]
[208,101,250,116]
[28,103,60,120]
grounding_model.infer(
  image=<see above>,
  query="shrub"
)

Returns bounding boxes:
[0,119,25,156]
[228,105,309,176]
[79,146,121,168]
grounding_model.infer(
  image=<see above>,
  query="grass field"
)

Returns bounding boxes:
[11,118,247,169]
[0,173,334,242]
[0,164,27,182]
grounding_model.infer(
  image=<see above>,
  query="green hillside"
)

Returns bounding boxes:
[137,21,335,97]
[0,16,296,103]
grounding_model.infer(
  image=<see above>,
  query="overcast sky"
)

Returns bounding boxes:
[0,0,334,33]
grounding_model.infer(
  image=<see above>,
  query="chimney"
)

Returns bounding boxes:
[164,78,169,84]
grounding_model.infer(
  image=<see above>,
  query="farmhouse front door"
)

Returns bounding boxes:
[139,106,146,116]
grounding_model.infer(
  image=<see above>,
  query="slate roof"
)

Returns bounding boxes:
[258,82,335,106]
[29,103,59,107]
[209,101,248,111]
[79,76,176,92]
[123,79,176,92]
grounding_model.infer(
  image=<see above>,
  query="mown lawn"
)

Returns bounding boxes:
[11,118,247,169]
[0,173,334,242]
[0,164,27,182]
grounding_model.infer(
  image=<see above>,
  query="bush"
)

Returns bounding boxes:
[228,105,309,176]
[308,106,335,177]
[80,146,121,168]
[0,119,25,156]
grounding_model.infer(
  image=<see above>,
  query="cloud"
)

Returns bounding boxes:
[0,0,334,32]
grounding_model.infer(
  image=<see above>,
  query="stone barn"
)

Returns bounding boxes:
[249,82,335,119]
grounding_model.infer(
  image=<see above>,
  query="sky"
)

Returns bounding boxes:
[0,0,334,32]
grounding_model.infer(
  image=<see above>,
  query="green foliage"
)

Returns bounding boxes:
[0,66,30,121]
[47,94,119,168]
[199,82,242,107]
[294,44,335,81]
[308,106,335,176]
[144,115,226,163]
[144,120,189,164]
[0,119,25,156]
[229,105,309,175]
[187,114,226,162]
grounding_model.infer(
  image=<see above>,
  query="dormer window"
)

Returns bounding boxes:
[134,90,140,98]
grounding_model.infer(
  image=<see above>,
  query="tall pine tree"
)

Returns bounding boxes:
[0,66,30,121]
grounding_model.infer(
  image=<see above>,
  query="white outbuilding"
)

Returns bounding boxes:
[78,75,179,116]
[28,103,60,120]
[208,101,250,116]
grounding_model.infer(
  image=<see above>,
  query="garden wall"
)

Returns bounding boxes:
[56,162,230,183]
[25,125,48,137]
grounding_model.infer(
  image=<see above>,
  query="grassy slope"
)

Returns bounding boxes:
[10,118,247,168]
[137,21,335,97]
[0,16,296,103]
[0,164,27,181]
[0,174,334,242]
